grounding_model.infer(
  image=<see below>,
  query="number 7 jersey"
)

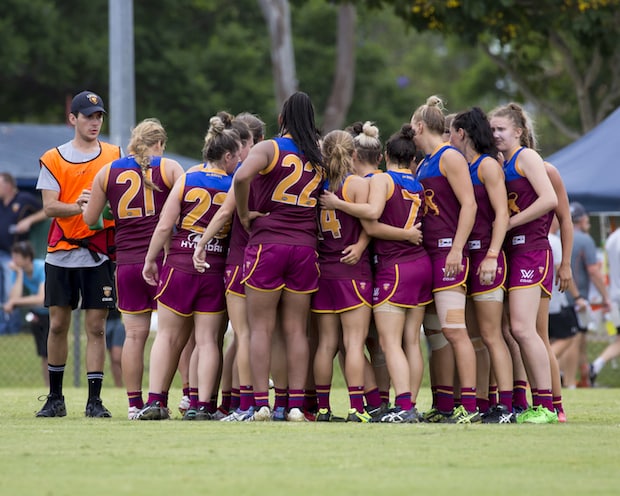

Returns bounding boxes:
[248,136,323,248]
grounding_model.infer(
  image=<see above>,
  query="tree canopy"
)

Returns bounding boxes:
[1,0,616,159]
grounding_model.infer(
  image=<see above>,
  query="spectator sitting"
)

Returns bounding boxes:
[0,172,47,335]
[3,241,49,386]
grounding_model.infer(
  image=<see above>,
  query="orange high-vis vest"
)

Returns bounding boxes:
[40,141,121,255]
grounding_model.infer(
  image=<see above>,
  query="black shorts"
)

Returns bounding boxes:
[549,305,580,340]
[31,313,50,357]
[44,261,116,310]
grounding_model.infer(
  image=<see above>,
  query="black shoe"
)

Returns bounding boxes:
[136,401,170,420]
[36,394,67,418]
[589,363,598,387]
[194,406,213,421]
[481,404,516,424]
[85,398,112,418]
[366,402,389,421]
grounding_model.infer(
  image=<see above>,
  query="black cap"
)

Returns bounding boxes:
[70,91,106,116]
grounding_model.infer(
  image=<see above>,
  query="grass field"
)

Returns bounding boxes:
[1,387,620,496]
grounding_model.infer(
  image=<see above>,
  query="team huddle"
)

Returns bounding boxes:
[35,90,567,425]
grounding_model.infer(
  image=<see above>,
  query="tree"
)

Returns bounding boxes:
[371,0,620,143]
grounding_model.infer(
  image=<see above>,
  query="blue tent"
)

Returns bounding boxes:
[547,107,620,213]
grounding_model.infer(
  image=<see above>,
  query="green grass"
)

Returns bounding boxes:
[1,387,620,496]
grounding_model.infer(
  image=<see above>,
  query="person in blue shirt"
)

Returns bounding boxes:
[3,241,49,386]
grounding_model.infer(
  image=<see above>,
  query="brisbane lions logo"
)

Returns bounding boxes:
[508,192,521,214]
[424,189,440,216]
[87,93,100,105]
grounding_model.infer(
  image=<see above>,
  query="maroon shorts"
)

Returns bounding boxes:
[116,262,159,313]
[373,257,433,308]
[506,249,552,295]
[242,244,319,293]
[225,264,245,297]
[467,251,507,297]
[156,265,226,316]
[430,255,469,292]
[311,278,372,313]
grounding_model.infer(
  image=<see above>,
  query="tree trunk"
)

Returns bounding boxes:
[258,0,297,111]
[322,2,356,133]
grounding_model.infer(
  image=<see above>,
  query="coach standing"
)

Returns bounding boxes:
[35,91,121,418]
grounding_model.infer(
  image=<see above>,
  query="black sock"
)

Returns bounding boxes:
[87,371,104,400]
[48,364,65,397]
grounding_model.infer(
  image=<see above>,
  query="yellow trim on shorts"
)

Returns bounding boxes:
[118,308,152,315]
[507,250,551,297]
[240,244,262,285]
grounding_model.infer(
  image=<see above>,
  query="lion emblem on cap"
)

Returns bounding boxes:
[88,94,99,105]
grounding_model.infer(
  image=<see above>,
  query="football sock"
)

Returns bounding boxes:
[287,389,304,410]
[316,384,331,410]
[189,387,199,410]
[513,380,528,410]
[86,371,104,400]
[303,389,318,413]
[395,392,413,411]
[128,390,143,409]
[553,395,564,413]
[231,388,240,410]
[48,364,65,397]
[498,390,513,411]
[220,390,232,411]
[460,387,477,413]
[476,396,489,414]
[380,389,390,405]
[274,387,288,409]
[364,387,382,409]
[254,391,269,409]
[348,385,365,412]
[488,385,498,407]
[239,385,254,411]
[436,385,454,413]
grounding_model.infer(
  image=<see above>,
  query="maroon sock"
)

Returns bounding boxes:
[513,381,528,410]
[239,385,254,411]
[147,392,166,405]
[348,385,365,412]
[395,392,413,411]
[303,389,318,413]
[499,390,513,411]
[537,388,553,411]
[436,385,454,413]
[254,391,269,409]
[189,388,199,410]
[128,391,143,409]
[364,387,382,409]
[460,387,477,413]
[274,388,288,409]
[288,389,304,410]
[488,385,498,407]
[476,396,489,414]
[553,395,563,413]
[316,384,331,410]
[220,390,232,412]
[380,389,390,405]
[430,385,437,409]
[182,385,190,397]
[231,388,240,410]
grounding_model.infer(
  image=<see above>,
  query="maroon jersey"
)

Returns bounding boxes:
[416,145,469,258]
[166,165,232,273]
[248,136,322,248]
[104,156,174,264]
[226,213,248,266]
[467,154,499,253]
[318,175,371,279]
[373,170,426,269]
[503,147,551,254]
